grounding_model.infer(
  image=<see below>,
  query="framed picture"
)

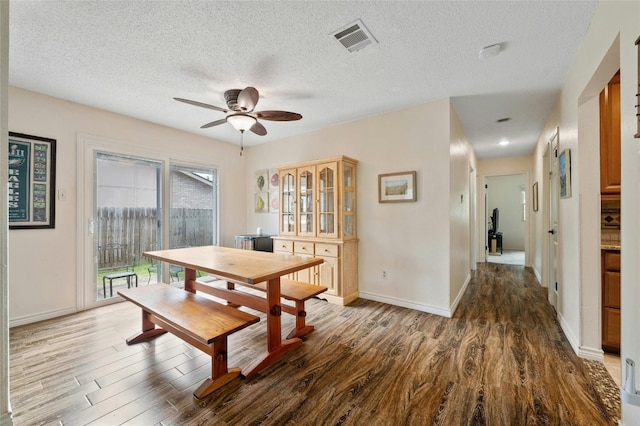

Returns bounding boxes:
[559,149,571,199]
[8,132,56,229]
[378,171,416,203]
[268,169,279,189]
[532,182,539,212]
[255,191,268,213]
[255,169,268,192]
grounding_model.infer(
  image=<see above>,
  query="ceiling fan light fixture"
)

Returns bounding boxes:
[227,113,257,132]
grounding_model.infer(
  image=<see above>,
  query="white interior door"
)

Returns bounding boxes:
[548,131,559,311]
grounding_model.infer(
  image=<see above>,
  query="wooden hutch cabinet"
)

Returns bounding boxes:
[273,156,358,305]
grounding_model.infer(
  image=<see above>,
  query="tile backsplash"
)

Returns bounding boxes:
[601,199,620,243]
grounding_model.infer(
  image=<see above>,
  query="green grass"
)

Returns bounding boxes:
[97,262,204,283]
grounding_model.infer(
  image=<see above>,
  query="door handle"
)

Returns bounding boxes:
[548,229,556,234]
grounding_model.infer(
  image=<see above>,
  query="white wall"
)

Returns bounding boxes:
[8,87,247,324]
[530,1,640,422]
[487,174,526,250]
[449,103,475,308]
[246,98,475,316]
[1,1,10,422]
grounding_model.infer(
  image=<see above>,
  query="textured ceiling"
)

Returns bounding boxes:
[8,1,597,160]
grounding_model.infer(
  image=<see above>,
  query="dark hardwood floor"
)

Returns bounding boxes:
[9,263,616,425]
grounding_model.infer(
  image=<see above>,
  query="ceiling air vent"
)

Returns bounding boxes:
[332,19,377,53]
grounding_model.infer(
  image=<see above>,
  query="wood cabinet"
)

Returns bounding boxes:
[602,250,621,353]
[600,71,621,198]
[274,156,358,305]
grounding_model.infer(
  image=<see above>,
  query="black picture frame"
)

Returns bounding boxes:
[8,132,56,229]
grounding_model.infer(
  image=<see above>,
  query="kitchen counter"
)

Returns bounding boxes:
[601,243,621,251]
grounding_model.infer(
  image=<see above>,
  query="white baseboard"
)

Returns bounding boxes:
[359,291,452,318]
[532,265,542,284]
[9,306,77,328]
[558,311,580,354]
[578,345,604,361]
[449,273,471,316]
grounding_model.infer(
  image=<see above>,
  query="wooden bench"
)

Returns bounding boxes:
[118,284,260,399]
[195,278,327,339]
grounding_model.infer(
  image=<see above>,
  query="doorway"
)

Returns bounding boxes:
[546,130,559,312]
[485,174,527,266]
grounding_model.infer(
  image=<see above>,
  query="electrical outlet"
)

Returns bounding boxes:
[382,270,387,279]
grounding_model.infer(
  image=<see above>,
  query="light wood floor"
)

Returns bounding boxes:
[603,353,621,387]
[9,263,616,425]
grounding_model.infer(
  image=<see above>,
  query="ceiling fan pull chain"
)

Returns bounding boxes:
[240,130,244,156]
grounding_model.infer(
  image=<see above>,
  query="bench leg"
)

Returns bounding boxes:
[193,337,241,399]
[102,276,107,298]
[126,309,167,344]
[286,301,314,339]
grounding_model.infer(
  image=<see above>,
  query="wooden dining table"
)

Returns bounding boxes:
[143,245,323,377]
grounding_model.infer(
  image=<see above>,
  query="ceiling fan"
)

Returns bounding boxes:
[174,87,302,154]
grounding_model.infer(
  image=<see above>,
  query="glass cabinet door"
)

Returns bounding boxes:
[317,162,338,238]
[297,166,315,236]
[343,162,356,238]
[280,169,296,235]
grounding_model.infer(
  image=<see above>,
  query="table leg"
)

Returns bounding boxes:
[184,268,196,293]
[243,276,302,378]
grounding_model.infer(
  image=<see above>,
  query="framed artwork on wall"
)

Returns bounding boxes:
[559,149,571,199]
[378,171,416,203]
[8,132,56,229]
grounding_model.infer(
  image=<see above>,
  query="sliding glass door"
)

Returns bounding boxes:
[79,134,220,309]
[94,153,162,301]
[162,163,217,282]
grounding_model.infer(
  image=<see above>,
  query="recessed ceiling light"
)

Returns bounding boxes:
[498,140,510,146]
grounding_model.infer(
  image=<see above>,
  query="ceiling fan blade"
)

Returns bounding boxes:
[200,118,228,129]
[174,97,228,113]
[255,110,302,121]
[250,121,267,136]
[238,87,259,112]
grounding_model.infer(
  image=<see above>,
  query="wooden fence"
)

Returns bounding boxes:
[96,207,214,269]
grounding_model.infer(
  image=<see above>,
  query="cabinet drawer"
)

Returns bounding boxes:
[604,252,621,271]
[294,241,314,255]
[315,243,339,257]
[604,271,621,308]
[602,307,620,349]
[274,240,293,253]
